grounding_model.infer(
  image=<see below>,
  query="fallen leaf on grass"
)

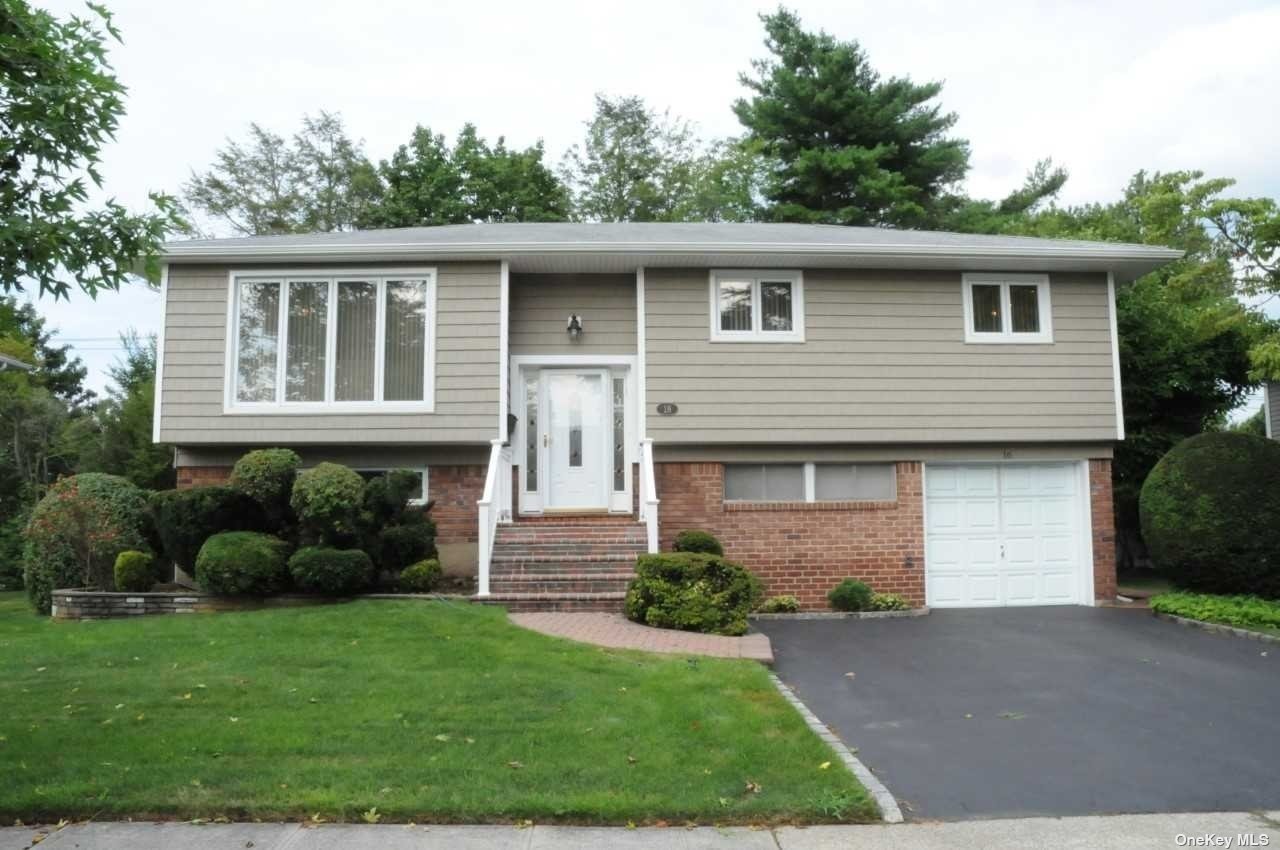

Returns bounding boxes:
[507,761,524,770]
[626,755,637,764]
[818,761,831,770]
[745,781,761,794]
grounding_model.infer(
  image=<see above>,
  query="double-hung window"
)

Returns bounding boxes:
[962,273,1053,344]
[710,270,804,342]
[229,269,436,411]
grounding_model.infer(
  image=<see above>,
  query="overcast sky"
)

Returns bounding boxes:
[25,0,1280,413]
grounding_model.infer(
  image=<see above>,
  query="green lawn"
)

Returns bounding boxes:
[0,593,875,825]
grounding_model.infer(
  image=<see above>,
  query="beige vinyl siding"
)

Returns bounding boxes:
[645,268,1118,443]
[654,442,1113,463]
[158,262,500,444]
[509,273,636,355]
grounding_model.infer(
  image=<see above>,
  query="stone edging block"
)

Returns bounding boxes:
[767,673,904,824]
[1153,611,1280,643]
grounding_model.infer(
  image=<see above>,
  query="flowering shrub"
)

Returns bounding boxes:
[23,473,152,614]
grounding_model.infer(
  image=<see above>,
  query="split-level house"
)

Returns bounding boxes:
[154,223,1181,610]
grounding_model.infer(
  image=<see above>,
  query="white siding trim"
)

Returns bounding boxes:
[1079,459,1097,606]
[222,267,437,414]
[636,266,648,440]
[152,263,169,444]
[961,272,1053,344]
[1107,272,1125,440]
[499,260,510,439]
[1264,383,1273,439]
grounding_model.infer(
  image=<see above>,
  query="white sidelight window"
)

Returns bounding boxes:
[962,273,1053,344]
[709,270,804,342]
[228,269,436,411]
[725,462,896,502]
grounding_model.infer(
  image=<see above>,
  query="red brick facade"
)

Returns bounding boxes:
[1089,458,1118,601]
[655,461,927,608]
[426,465,486,544]
[176,466,232,489]
[175,463,486,547]
[656,459,1119,609]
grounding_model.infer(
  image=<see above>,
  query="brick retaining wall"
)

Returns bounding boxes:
[51,590,339,621]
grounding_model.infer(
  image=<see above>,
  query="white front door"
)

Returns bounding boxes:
[925,463,1085,607]
[544,371,609,510]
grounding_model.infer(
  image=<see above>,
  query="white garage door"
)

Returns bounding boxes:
[925,463,1087,607]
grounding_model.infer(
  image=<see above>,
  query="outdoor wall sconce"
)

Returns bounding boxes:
[566,314,583,340]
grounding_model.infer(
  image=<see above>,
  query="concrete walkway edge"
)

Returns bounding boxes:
[768,672,904,823]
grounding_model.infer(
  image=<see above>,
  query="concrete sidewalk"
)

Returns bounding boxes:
[5,811,1279,849]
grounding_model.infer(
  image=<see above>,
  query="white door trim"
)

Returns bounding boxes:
[510,355,638,516]
[922,459,1095,607]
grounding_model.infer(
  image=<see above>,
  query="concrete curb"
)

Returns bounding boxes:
[767,673,904,824]
[1153,611,1280,643]
[752,608,928,621]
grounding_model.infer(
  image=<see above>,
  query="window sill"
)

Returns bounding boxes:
[222,403,435,415]
[963,334,1054,345]
[709,334,806,344]
[724,500,898,512]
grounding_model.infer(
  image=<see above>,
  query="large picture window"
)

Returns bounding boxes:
[962,273,1053,344]
[229,270,436,410]
[709,270,804,342]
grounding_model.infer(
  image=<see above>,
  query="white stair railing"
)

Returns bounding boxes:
[476,438,512,597]
[637,438,659,553]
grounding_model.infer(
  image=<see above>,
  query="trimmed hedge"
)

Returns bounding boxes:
[1140,432,1280,598]
[150,486,263,570]
[114,550,156,593]
[828,579,872,612]
[288,546,374,595]
[378,523,437,573]
[673,529,724,556]
[22,473,152,614]
[869,591,910,611]
[291,463,365,545]
[624,552,763,636]
[230,448,301,532]
[1151,591,1280,633]
[756,595,800,613]
[399,559,443,593]
[195,531,292,596]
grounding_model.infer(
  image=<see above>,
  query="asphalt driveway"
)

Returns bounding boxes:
[757,607,1280,821]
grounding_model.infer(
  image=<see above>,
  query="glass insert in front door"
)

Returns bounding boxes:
[546,372,607,509]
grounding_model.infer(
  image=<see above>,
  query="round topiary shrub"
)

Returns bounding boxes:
[114,550,156,593]
[229,448,301,532]
[828,579,873,612]
[150,486,263,570]
[22,473,152,614]
[291,463,365,544]
[399,558,443,593]
[287,546,374,595]
[1140,432,1280,598]
[624,552,763,636]
[195,531,292,596]
[673,529,724,556]
[378,523,437,572]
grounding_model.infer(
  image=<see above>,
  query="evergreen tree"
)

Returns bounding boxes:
[734,8,970,228]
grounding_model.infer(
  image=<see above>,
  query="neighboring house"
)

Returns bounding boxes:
[155,223,1180,610]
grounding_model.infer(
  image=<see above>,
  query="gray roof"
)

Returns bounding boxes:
[163,222,1182,281]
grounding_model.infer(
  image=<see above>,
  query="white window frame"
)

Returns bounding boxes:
[961,272,1053,344]
[353,467,429,506]
[224,267,437,414]
[708,269,805,343]
[724,462,896,503]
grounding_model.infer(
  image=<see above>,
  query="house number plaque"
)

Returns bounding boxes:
[656,403,678,415]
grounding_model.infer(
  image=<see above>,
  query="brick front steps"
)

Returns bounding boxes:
[476,518,647,612]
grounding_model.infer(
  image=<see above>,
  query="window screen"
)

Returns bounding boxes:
[724,464,805,501]
[814,464,896,501]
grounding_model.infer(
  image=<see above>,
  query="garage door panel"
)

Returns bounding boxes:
[926,463,1084,608]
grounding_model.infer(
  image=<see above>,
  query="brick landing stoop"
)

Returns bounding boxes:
[475,518,648,612]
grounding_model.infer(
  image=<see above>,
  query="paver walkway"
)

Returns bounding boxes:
[508,612,773,663]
